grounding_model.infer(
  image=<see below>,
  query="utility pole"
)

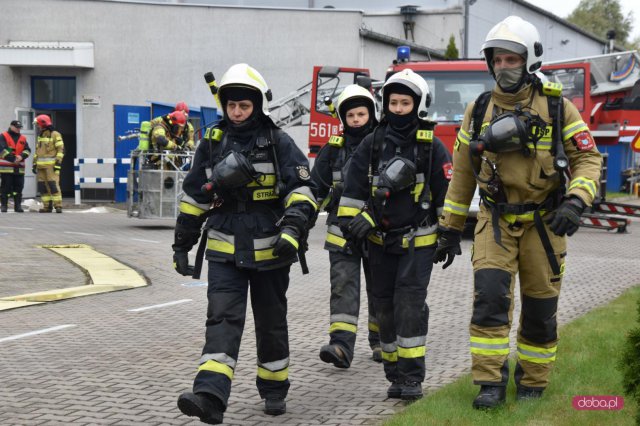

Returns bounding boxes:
[463,0,477,59]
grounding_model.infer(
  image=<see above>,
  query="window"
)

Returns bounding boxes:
[417,71,494,123]
[315,71,365,116]
[31,77,76,110]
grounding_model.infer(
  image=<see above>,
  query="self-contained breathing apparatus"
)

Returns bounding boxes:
[368,127,436,233]
[467,80,569,275]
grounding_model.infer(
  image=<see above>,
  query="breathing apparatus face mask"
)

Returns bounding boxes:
[210,151,259,190]
[470,110,546,156]
[378,156,417,194]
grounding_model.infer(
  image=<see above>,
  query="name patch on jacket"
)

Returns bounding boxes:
[573,131,595,151]
[443,162,453,180]
[296,165,311,181]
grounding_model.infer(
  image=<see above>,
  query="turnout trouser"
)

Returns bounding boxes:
[1,173,24,208]
[36,165,62,208]
[327,250,380,364]
[193,261,291,407]
[470,212,566,390]
[368,243,435,384]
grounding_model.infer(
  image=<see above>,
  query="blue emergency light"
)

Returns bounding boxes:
[397,46,411,62]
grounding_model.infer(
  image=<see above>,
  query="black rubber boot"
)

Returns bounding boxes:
[371,346,383,363]
[516,386,544,401]
[0,195,7,213]
[264,398,286,416]
[319,344,350,368]
[400,381,423,401]
[177,392,224,425]
[472,385,506,409]
[14,194,23,213]
[39,201,52,213]
[387,382,403,399]
[55,207,62,213]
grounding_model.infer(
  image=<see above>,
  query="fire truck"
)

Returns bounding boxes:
[307,49,640,231]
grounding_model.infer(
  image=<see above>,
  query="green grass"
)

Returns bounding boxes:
[385,285,640,426]
[606,191,635,199]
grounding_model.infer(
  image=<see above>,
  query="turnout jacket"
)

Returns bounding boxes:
[0,130,31,174]
[440,84,603,232]
[338,123,452,251]
[150,115,195,151]
[173,120,318,271]
[311,132,365,253]
[34,129,64,168]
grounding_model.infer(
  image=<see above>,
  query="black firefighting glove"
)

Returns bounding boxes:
[546,196,586,237]
[273,226,300,258]
[173,251,194,276]
[433,227,462,269]
[32,163,37,174]
[347,211,376,241]
[4,153,16,163]
[156,136,169,148]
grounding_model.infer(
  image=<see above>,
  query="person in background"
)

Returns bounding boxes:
[33,114,64,213]
[0,120,31,213]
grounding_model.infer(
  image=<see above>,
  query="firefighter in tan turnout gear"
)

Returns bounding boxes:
[435,16,602,409]
[33,114,64,213]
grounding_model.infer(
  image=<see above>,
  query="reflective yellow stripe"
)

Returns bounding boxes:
[368,322,379,333]
[471,336,509,345]
[248,174,277,187]
[382,351,398,362]
[361,212,375,227]
[329,322,357,334]
[443,199,470,216]
[337,206,360,217]
[412,182,424,202]
[470,336,510,356]
[285,193,318,210]
[569,177,597,199]
[257,366,288,381]
[368,233,383,245]
[253,188,279,201]
[255,248,276,261]
[562,120,589,141]
[207,239,235,254]
[410,233,438,247]
[198,360,234,380]
[517,343,557,364]
[281,233,299,250]
[180,201,207,216]
[398,346,426,359]
[326,233,347,248]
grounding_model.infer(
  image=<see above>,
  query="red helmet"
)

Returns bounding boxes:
[175,101,189,115]
[35,114,52,128]
[168,111,187,126]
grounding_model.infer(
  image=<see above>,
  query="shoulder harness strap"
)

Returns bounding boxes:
[471,91,492,140]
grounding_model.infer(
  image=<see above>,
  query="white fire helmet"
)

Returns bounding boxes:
[217,63,273,116]
[382,69,431,120]
[481,16,544,76]
[335,84,376,128]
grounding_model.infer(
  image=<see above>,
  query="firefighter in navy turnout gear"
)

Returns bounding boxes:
[339,69,452,401]
[436,16,602,409]
[0,120,31,212]
[173,64,318,425]
[312,85,381,368]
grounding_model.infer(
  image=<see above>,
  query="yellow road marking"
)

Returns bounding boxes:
[0,244,148,311]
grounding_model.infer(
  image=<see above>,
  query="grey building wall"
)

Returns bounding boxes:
[467,0,605,60]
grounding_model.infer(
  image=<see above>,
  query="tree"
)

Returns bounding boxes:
[618,298,640,425]
[567,0,634,47]
[445,35,459,59]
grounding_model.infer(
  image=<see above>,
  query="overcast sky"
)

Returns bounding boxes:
[523,0,639,40]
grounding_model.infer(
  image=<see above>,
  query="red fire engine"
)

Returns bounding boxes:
[307,49,640,231]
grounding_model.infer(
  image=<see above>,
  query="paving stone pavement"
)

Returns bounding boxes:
[0,203,639,425]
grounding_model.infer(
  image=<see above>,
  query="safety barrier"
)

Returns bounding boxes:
[74,157,131,205]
